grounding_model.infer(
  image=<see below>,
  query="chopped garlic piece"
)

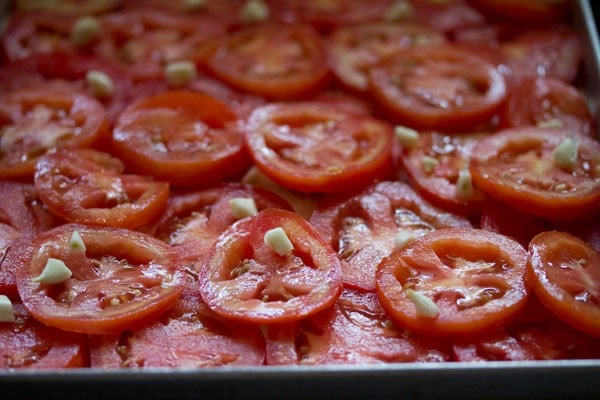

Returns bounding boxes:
[32,258,72,285]
[86,70,114,98]
[384,0,414,21]
[455,169,473,200]
[164,60,197,87]
[394,125,419,149]
[552,137,578,171]
[421,156,438,174]
[406,288,439,318]
[240,0,270,24]
[69,230,86,253]
[185,0,207,11]
[264,227,293,256]
[230,197,258,219]
[70,16,100,47]
[394,230,416,251]
[0,295,15,323]
[536,118,563,129]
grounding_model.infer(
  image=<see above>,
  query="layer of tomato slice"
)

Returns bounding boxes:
[34,148,170,229]
[527,231,600,339]
[368,44,506,131]
[0,83,109,180]
[376,228,529,336]
[265,288,451,365]
[469,127,600,220]
[310,181,471,292]
[203,22,330,100]
[198,208,342,325]
[244,102,393,193]
[15,224,185,334]
[112,90,251,187]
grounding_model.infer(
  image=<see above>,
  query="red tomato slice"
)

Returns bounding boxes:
[244,102,394,193]
[500,77,595,138]
[203,23,330,100]
[112,91,250,187]
[409,0,486,35]
[0,84,109,180]
[198,208,342,325]
[468,0,571,25]
[90,271,265,368]
[376,228,529,336]
[1,302,89,369]
[328,22,446,93]
[149,183,291,264]
[34,148,170,229]
[265,289,450,365]
[310,181,471,291]
[527,231,600,338]
[397,130,488,216]
[469,127,600,220]
[15,224,185,334]
[368,45,506,131]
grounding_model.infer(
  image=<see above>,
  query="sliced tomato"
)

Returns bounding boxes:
[410,0,486,35]
[34,148,170,229]
[310,181,471,291]
[90,271,265,368]
[1,302,89,369]
[468,0,571,25]
[198,208,342,324]
[15,224,185,334]
[265,289,450,365]
[203,23,330,100]
[112,91,250,187]
[376,228,529,336]
[500,77,595,138]
[368,45,506,131]
[469,127,600,220]
[397,130,488,216]
[150,183,291,264]
[527,231,600,338]
[0,83,109,180]
[244,102,394,193]
[327,22,446,94]
[14,0,122,15]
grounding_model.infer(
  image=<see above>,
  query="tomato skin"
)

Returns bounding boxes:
[527,231,600,339]
[469,127,600,220]
[376,228,529,336]
[198,208,342,325]
[112,91,251,187]
[310,181,472,291]
[0,84,109,181]
[1,302,89,369]
[244,102,394,193]
[15,224,185,335]
[34,148,170,229]
[368,45,506,131]
[204,23,331,100]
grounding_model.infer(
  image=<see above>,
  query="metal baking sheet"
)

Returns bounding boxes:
[1,1,600,399]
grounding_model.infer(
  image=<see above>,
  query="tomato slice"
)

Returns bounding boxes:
[469,0,571,25]
[15,224,185,334]
[198,208,342,324]
[265,289,450,365]
[244,102,394,193]
[376,228,529,336]
[0,84,109,180]
[1,301,89,369]
[204,23,330,100]
[112,91,250,187]
[527,231,600,339]
[469,127,600,220]
[34,148,170,229]
[410,0,486,35]
[150,182,291,264]
[328,22,446,93]
[90,271,265,368]
[310,181,471,291]
[500,77,595,138]
[368,45,506,131]
[397,130,488,216]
